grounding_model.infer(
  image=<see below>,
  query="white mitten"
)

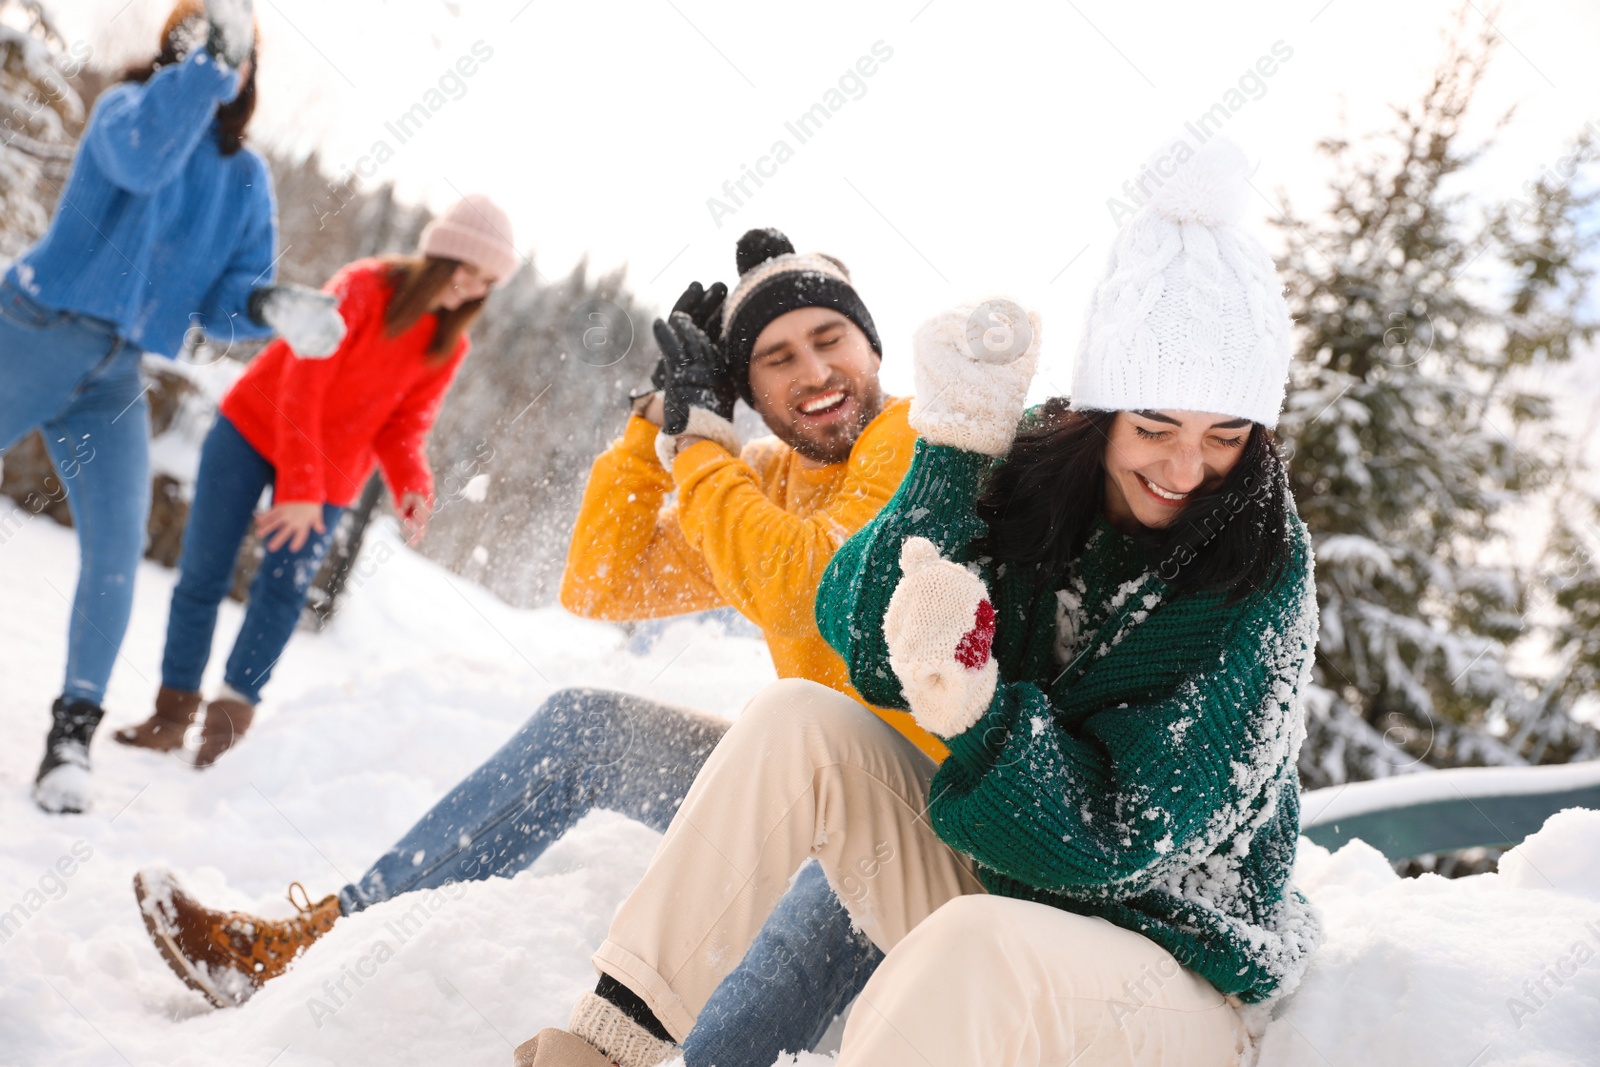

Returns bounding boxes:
[884,537,999,738]
[908,298,1042,456]
[250,284,348,359]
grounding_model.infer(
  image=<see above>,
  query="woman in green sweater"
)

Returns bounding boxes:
[513,137,1320,1067]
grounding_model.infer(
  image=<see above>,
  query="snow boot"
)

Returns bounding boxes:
[133,868,340,1008]
[113,686,202,752]
[186,695,255,769]
[34,696,105,814]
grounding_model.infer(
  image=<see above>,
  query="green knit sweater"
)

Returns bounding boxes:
[818,439,1323,1003]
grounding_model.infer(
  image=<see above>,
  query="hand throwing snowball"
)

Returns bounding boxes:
[246,283,346,357]
[907,297,1042,456]
[202,0,254,69]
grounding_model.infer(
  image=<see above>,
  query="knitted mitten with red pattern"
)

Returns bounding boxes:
[883,536,999,738]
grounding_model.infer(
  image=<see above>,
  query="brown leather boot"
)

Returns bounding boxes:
[113,686,201,752]
[133,869,340,1008]
[187,696,255,768]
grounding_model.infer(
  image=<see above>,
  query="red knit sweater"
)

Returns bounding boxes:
[219,259,468,508]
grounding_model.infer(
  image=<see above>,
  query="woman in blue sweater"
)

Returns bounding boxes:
[1,0,341,814]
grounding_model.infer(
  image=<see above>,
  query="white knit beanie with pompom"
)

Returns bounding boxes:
[1070,136,1292,428]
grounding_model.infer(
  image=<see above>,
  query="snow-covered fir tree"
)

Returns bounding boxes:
[1272,14,1600,787]
[0,0,86,259]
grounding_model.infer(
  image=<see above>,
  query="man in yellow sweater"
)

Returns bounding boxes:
[133,228,923,1067]
[561,226,940,763]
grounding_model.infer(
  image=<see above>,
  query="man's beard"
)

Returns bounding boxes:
[776,378,885,466]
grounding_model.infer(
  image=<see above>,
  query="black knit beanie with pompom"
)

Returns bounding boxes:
[719,228,882,405]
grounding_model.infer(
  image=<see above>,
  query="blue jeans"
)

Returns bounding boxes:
[0,280,150,707]
[341,688,883,1065]
[160,416,342,704]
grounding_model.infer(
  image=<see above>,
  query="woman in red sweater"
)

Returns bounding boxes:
[115,194,518,767]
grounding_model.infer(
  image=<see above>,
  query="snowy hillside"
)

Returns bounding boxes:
[1,508,1596,1066]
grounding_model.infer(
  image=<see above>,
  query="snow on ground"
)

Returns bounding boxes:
[1259,812,1600,1066]
[1,504,1597,1066]
[0,505,775,1066]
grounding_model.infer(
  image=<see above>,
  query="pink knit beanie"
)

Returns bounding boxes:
[419,194,519,286]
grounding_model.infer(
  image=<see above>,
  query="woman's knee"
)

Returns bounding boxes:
[908,895,1010,959]
[732,678,869,748]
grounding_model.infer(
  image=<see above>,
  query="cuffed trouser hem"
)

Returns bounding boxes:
[592,940,698,1044]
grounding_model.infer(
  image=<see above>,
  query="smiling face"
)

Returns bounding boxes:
[746,306,884,466]
[432,262,495,311]
[1101,409,1253,531]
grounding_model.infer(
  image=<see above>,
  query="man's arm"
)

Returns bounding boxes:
[670,399,917,640]
[558,414,725,620]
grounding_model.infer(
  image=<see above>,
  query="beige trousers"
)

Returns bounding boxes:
[593,678,1244,1067]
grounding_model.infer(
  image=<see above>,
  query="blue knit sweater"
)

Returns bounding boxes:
[6,49,277,358]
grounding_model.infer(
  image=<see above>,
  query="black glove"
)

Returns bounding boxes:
[205,0,256,69]
[647,280,727,394]
[654,311,737,437]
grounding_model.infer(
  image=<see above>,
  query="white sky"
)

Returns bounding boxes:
[51,0,1600,398]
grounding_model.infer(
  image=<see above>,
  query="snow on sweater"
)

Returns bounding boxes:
[819,437,1324,1003]
[219,259,468,507]
[6,49,276,358]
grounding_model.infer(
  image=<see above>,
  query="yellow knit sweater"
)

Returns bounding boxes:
[560,399,946,762]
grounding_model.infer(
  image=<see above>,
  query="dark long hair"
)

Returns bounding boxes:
[974,398,1291,602]
[380,255,486,361]
[121,2,255,156]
